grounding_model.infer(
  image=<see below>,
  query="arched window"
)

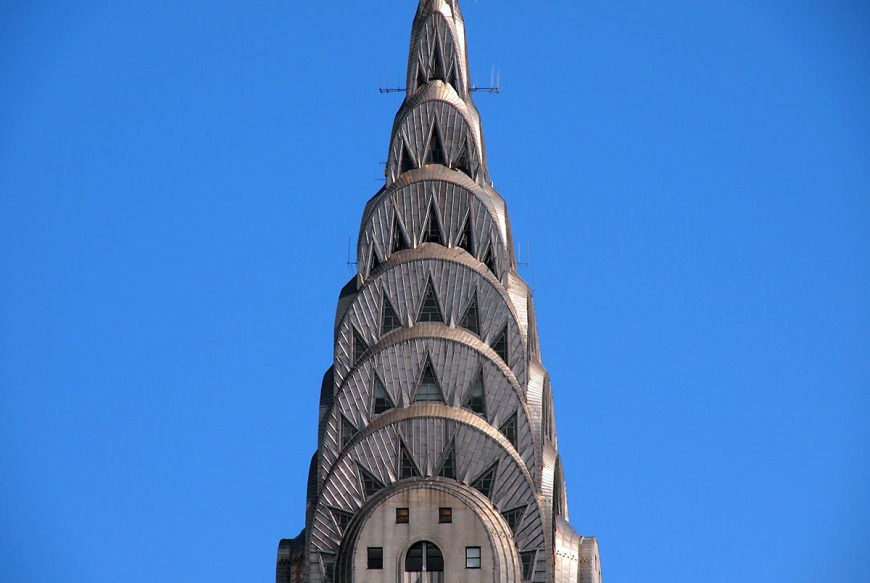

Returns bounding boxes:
[405,541,444,581]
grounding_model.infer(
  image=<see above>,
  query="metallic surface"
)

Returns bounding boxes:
[277,1,603,581]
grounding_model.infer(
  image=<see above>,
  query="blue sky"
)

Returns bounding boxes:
[1,1,867,581]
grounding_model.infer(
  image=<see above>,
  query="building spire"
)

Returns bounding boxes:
[385,0,487,186]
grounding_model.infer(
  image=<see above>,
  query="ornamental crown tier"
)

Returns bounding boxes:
[276,2,603,582]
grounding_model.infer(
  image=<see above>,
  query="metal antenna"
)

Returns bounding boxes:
[470,66,500,94]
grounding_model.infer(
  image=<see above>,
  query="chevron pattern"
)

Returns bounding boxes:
[277,2,602,582]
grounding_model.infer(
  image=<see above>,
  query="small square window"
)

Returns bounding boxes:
[396,507,410,524]
[466,546,481,569]
[439,507,453,523]
[367,547,383,570]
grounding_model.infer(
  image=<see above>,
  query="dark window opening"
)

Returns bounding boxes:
[381,295,402,335]
[340,415,358,450]
[421,201,444,245]
[359,465,385,498]
[367,547,384,570]
[471,463,498,499]
[456,213,474,255]
[482,243,497,277]
[437,442,456,479]
[492,325,508,364]
[396,507,410,524]
[321,553,336,582]
[399,443,421,479]
[439,507,453,523]
[462,371,486,417]
[520,551,537,580]
[501,506,527,534]
[369,246,382,274]
[423,125,447,167]
[499,412,518,449]
[392,213,409,253]
[330,508,354,534]
[400,142,416,175]
[352,328,369,364]
[372,376,395,415]
[453,136,472,177]
[417,279,444,323]
[458,294,480,336]
[406,541,444,572]
[414,358,444,403]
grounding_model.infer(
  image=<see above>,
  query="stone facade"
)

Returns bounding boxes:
[276,2,602,582]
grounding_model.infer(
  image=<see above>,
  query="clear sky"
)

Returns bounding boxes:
[1,1,867,582]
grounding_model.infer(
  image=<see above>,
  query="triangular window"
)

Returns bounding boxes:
[391,212,409,253]
[421,200,444,245]
[330,507,354,535]
[456,213,474,255]
[432,45,446,82]
[417,279,444,323]
[414,357,444,403]
[398,441,421,479]
[359,464,385,498]
[453,136,472,176]
[458,293,480,335]
[437,441,456,479]
[381,294,402,335]
[462,371,486,417]
[499,412,518,448]
[320,553,336,582]
[400,142,416,175]
[520,551,537,580]
[417,59,430,87]
[372,375,395,415]
[470,462,498,499]
[423,125,447,167]
[483,243,498,277]
[492,325,508,363]
[501,505,527,534]
[369,245,382,274]
[352,328,369,364]
[340,414,358,449]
